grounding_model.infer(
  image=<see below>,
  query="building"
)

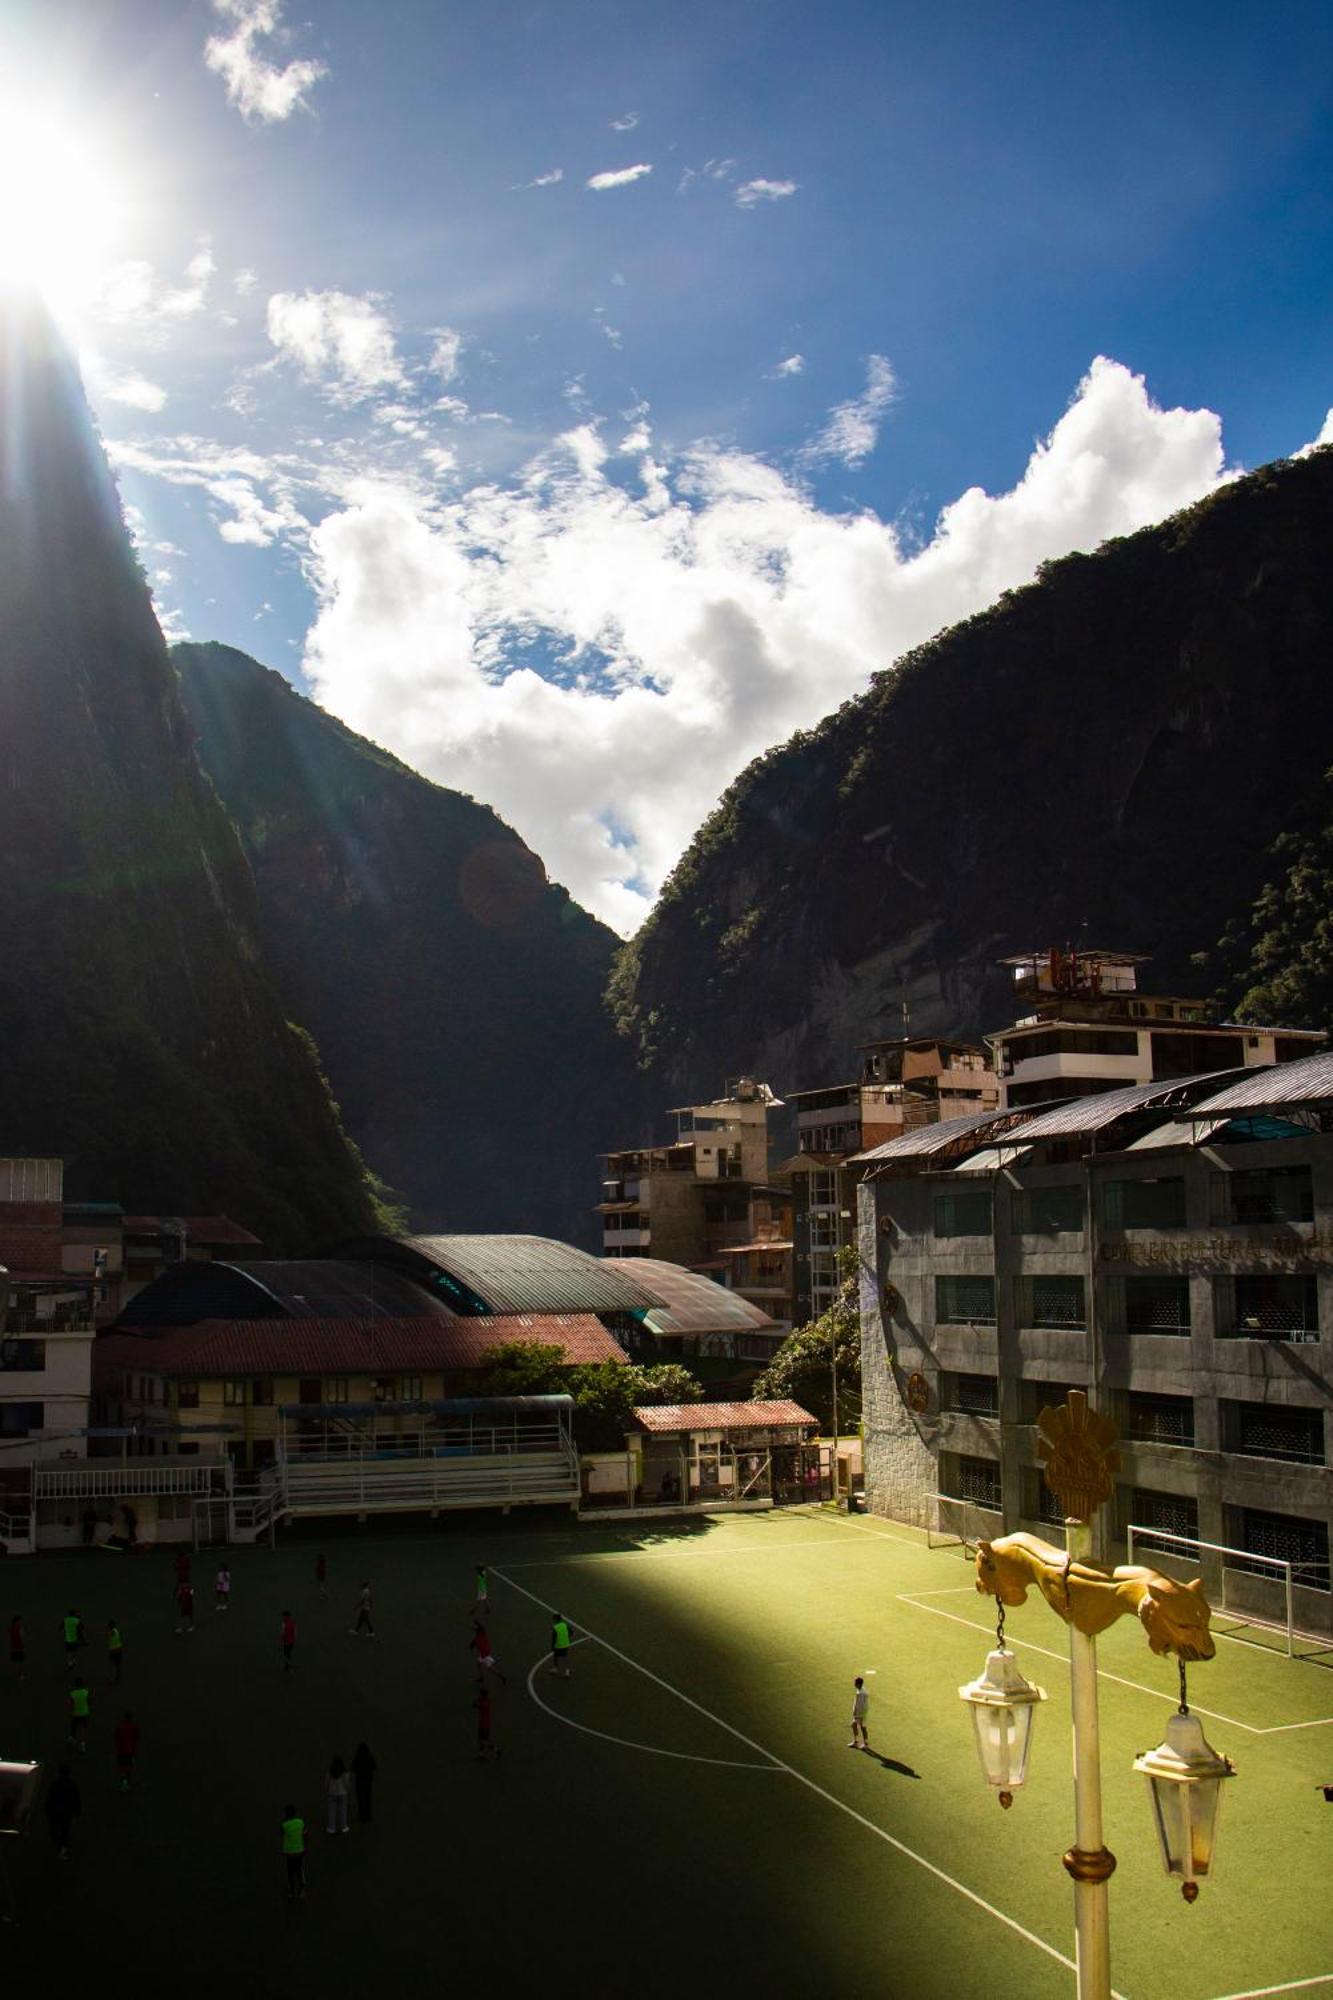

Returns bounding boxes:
[1,1160,97,1478]
[990,948,1324,1108]
[783,1038,996,1328]
[629,1398,821,1505]
[596,1080,795,1328]
[855,1049,1333,1639]
[605,1256,783,1362]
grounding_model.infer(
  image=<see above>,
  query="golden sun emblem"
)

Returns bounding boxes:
[1035,1391,1120,1523]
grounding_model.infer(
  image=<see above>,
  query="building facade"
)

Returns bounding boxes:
[857,1055,1333,1639]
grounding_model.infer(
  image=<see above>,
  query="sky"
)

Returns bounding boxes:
[2,0,1332,932]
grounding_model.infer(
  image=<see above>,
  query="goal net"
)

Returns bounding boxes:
[1125,1523,1326,1659]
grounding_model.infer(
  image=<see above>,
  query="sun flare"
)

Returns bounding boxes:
[0,104,132,319]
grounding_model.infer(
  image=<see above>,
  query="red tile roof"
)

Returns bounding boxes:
[633,1399,817,1434]
[95,1313,625,1379]
[120,1216,263,1246]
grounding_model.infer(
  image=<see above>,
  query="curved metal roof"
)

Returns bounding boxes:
[852,1106,1038,1164]
[1188,1051,1333,1114]
[622,1257,778,1336]
[117,1259,452,1327]
[1007,1069,1248,1141]
[398,1235,659,1315]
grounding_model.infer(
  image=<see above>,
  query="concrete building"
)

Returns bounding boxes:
[784,1038,996,1328]
[856,1051,1333,1640]
[990,947,1323,1108]
[0,1160,96,1484]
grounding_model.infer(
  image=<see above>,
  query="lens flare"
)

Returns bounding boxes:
[0,104,132,319]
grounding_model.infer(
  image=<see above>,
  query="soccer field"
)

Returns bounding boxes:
[2,1508,1331,1998]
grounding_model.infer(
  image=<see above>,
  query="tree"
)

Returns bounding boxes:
[751,1246,861,1432]
[471,1341,569,1397]
[1219,772,1333,1030]
[470,1342,702,1451]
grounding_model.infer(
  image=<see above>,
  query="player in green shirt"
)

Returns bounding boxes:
[550,1613,573,1678]
[281,1806,307,1899]
[62,1609,85,1670]
[67,1675,91,1751]
[107,1620,124,1685]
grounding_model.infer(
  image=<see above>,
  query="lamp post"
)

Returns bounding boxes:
[964,1392,1232,2000]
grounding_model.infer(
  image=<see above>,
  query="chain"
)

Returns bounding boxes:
[1178,1656,1189,1714]
[996,1599,1006,1649]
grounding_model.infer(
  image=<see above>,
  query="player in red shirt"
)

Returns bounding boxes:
[113,1711,141,1791]
[280,1610,297,1672]
[468,1620,507,1686]
[175,1581,195,1635]
[474,1685,500,1761]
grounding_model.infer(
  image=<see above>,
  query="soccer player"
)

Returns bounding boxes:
[68,1674,92,1752]
[175,1581,195,1635]
[62,1607,85,1669]
[9,1611,24,1683]
[469,1619,506,1686]
[315,1552,328,1599]
[280,1609,297,1671]
[215,1564,232,1612]
[281,1804,307,1898]
[472,1563,488,1614]
[107,1619,125,1685]
[325,1754,350,1834]
[474,1685,499,1761]
[349,1580,375,1638]
[849,1676,870,1751]
[46,1764,80,1859]
[114,1711,141,1792]
[549,1612,573,1678]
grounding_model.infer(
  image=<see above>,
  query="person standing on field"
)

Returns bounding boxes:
[469,1620,506,1685]
[549,1612,573,1678]
[67,1674,92,1751]
[62,1608,85,1670]
[114,1711,141,1792]
[351,1741,376,1824]
[107,1619,125,1685]
[280,1609,297,1671]
[349,1581,375,1638]
[281,1805,307,1898]
[46,1764,80,1859]
[175,1581,195,1635]
[325,1755,350,1834]
[472,1563,488,1614]
[848,1676,870,1751]
[215,1565,231,1612]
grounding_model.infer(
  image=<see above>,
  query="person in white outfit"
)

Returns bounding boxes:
[215,1566,231,1613]
[325,1754,350,1834]
[849,1676,870,1751]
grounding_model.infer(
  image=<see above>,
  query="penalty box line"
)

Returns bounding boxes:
[491,1564,1121,1997]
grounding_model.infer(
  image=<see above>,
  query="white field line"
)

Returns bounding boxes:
[492,1564,1123,1997]
[498,1532,857,1570]
[1209,1977,1333,1998]
[894,1593,1333,1737]
[524,1642,779,1771]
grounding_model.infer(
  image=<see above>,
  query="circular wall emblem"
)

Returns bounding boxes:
[904,1370,930,1414]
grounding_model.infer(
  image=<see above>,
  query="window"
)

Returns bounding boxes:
[1022,1466,1065,1526]
[0,1338,45,1372]
[176,1381,199,1410]
[325,1377,350,1405]
[1212,1166,1314,1226]
[1016,1275,1086,1329]
[1126,1393,1195,1446]
[1019,1380,1083,1422]
[1102,1178,1187,1230]
[935,1275,996,1324]
[1231,1508,1330,1592]
[1226,1274,1319,1341]
[1012,1184,1085,1234]
[223,1380,248,1407]
[943,1373,999,1417]
[933,1187,993,1237]
[0,1401,43,1435]
[372,1378,395,1403]
[252,1379,274,1408]
[942,1453,1002,1511]
[1110,1276,1191,1336]
[1225,1402,1325,1466]
[400,1377,423,1402]
[177,1442,200,1458]
[1119,1486,1199,1557]
[1008,1027,1139,1060]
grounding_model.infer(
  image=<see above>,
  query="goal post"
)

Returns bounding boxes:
[929,1491,1002,1558]
[1126,1522,1296,1659]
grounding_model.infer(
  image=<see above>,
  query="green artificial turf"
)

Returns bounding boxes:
[1,1508,1330,1997]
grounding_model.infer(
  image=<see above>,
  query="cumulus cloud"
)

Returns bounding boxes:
[298,357,1228,931]
[771,353,804,379]
[204,0,327,124]
[516,167,563,189]
[429,327,464,384]
[110,436,311,549]
[1297,409,1333,456]
[735,177,798,208]
[804,354,896,466]
[587,163,652,191]
[267,289,405,402]
[610,112,639,132]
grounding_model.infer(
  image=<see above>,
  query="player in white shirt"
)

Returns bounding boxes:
[849,1675,870,1750]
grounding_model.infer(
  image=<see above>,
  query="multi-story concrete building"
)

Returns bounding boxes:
[0,1160,97,1477]
[990,947,1323,1107]
[784,1037,996,1328]
[856,1051,1333,1639]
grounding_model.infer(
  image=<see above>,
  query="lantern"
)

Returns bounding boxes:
[959,1647,1046,1806]
[1133,1708,1235,1900]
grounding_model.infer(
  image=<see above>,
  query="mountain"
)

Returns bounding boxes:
[610,448,1333,1094]
[173,641,639,1242]
[0,297,384,1251]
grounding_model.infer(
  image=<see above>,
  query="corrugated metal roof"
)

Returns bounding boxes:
[1007,1070,1249,1140]
[622,1257,778,1336]
[1125,1118,1227,1151]
[633,1399,817,1433]
[1189,1051,1333,1113]
[402,1235,659,1314]
[121,1215,262,1245]
[951,1144,1034,1175]
[94,1313,625,1379]
[851,1106,1036,1163]
[117,1259,452,1328]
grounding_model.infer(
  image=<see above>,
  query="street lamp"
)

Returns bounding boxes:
[958,1606,1046,1807]
[1133,1666,1235,1902]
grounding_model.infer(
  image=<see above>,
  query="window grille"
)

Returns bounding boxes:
[945,1373,999,1417]
[1230,1402,1325,1466]
[1016,1275,1086,1329]
[943,1454,1002,1511]
[1233,1508,1330,1592]
[1115,1276,1191,1335]
[1023,1467,1065,1526]
[1226,1274,1319,1341]
[1126,1393,1194,1446]
[1102,1178,1186,1230]
[1120,1485,1198,1556]
[1012,1184,1085,1234]
[935,1275,996,1325]
[933,1187,993,1238]
[1213,1166,1314,1226]
[1020,1380,1083,1422]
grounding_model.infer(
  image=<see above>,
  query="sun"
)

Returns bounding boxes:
[0,104,132,320]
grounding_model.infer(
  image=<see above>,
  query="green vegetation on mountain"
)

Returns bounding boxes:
[173,640,639,1241]
[0,299,385,1250]
[1218,769,1333,1029]
[612,448,1333,1091]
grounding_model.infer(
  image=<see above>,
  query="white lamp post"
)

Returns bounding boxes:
[959,1610,1046,1808]
[1133,1670,1235,1902]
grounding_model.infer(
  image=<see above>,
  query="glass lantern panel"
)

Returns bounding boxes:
[973,1704,1035,1790]
[1189,1781,1220,1876]
[1149,1778,1191,1877]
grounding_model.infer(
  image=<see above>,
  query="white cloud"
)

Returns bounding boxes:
[611,113,639,132]
[109,436,311,549]
[81,350,169,412]
[771,353,804,379]
[804,354,896,466]
[204,0,327,124]
[1296,409,1333,457]
[516,167,563,189]
[299,357,1229,932]
[735,177,798,208]
[89,241,215,333]
[429,327,463,383]
[587,163,652,191]
[267,289,405,402]
[235,267,258,294]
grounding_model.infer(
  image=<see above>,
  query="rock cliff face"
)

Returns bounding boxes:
[611,449,1333,1096]
[174,642,639,1242]
[0,300,383,1249]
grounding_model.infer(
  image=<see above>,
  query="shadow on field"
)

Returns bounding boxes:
[861,1752,923,1780]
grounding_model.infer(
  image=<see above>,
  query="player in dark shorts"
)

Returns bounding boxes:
[114,1711,141,1791]
[474,1685,500,1761]
[175,1582,195,1634]
[281,1610,297,1670]
[469,1620,506,1686]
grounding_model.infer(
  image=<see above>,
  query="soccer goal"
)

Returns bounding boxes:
[928,1491,1002,1558]
[1125,1523,1323,1660]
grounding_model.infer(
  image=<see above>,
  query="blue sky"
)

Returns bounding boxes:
[4,0,1331,926]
